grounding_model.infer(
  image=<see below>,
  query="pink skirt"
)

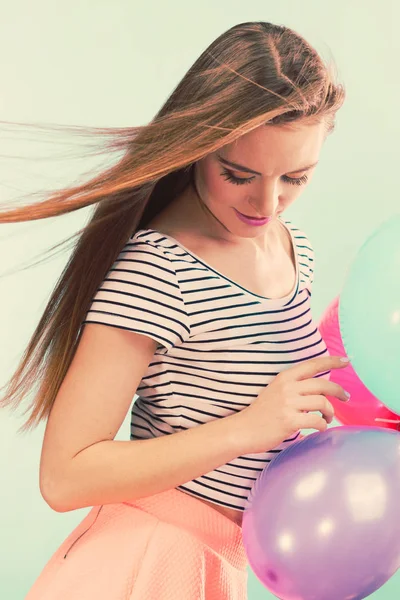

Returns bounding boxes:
[26,487,248,599]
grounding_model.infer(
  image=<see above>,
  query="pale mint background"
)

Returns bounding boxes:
[1,1,399,598]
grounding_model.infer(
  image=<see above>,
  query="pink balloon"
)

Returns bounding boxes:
[318,295,400,430]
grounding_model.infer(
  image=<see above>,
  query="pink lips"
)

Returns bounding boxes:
[234,209,272,227]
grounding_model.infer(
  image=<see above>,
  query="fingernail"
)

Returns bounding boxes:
[344,391,351,401]
[340,357,351,362]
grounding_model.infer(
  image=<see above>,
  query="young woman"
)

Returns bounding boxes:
[1,20,351,600]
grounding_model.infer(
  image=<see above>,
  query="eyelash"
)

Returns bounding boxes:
[220,168,309,187]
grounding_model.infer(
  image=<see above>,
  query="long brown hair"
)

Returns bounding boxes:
[0,21,345,433]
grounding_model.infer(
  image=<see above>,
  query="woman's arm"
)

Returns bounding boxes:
[40,323,247,512]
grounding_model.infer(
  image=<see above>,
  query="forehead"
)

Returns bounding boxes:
[221,121,326,175]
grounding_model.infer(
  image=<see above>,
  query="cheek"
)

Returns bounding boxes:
[202,164,243,207]
[280,177,311,205]
[282,186,301,203]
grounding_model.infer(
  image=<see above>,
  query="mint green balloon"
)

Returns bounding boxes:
[339,215,400,415]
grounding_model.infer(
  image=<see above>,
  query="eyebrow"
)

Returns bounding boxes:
[217,154,319,176]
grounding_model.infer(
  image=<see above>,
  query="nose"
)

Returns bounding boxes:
[248,181,281,218]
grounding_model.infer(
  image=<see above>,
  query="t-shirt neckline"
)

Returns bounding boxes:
[137,217,300,306]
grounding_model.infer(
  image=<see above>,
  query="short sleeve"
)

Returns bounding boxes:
[82,235,191,352]
[291,221,314,294]
[306,239,314,292]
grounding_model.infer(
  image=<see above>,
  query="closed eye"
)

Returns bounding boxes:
[220,168,309,187]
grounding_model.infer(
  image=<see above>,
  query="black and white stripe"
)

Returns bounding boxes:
[83,218,329,511]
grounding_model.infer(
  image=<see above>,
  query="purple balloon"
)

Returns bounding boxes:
[242,427,400,600]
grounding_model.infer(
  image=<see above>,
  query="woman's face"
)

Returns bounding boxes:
[193,120,327,239]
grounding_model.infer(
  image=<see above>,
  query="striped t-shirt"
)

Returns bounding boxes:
[83,217,330,512]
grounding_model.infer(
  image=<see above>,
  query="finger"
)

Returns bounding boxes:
[280,355,351,382]
[297,379,350,403]
[294,395,335,423]
[296,412,329,433]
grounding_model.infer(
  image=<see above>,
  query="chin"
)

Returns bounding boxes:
[228,222,273,239]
